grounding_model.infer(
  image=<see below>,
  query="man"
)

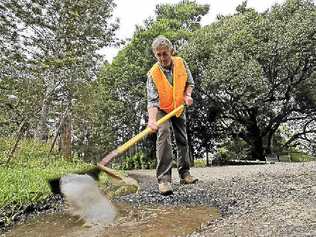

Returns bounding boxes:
[147,35,198,195]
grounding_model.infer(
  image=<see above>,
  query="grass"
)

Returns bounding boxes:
[0,138,99,209]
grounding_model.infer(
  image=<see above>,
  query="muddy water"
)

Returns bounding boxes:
[60,174,117,225]
[4,203,219,237]
[108,204,219,237]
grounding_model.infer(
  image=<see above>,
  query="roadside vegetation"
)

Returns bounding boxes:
[0,139,105,226]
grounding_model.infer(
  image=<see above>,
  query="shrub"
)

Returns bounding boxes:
[194,159,206,168]
[117,151,156,170]
[0,138,95,209]
[290,152,314,162]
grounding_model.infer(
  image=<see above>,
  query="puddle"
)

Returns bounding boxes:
[107,203,219,237]
[3,203,219,237]
[3,174,219,236]
[3,213,85,237]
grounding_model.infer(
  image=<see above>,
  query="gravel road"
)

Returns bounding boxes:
[116,162,316,237]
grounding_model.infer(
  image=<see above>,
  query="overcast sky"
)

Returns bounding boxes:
[102,0,287,61]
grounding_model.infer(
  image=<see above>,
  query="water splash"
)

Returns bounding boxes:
[60,174,117,226]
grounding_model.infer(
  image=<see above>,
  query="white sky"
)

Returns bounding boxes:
[102,0,287,62]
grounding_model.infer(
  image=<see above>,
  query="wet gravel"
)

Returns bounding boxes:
[116,162,316,236]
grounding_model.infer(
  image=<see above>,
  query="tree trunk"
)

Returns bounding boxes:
[242,109,266,161]
[265,132,274,155]
[249,135,265,161]
[7,119,28,163]
[205,142,211,166]
[60,113,72,159]
[206,149,209,167]
[49,107,69,154]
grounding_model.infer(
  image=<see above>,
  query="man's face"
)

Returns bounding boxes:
[154,46,172,68]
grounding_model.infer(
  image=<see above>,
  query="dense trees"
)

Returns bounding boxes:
[1,0,315,164]
[1,0,118,158]
[183,0,316,160]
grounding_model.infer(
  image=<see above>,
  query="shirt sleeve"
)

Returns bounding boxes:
[146,73,160,109]
[184,60,195,88]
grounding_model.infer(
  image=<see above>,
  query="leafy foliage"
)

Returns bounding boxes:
[0,0,119,154]
[112,151,156,170]
[183,0,316,159]
[0,139,93,208]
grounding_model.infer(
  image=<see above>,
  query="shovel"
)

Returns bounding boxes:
[48,104,185,194]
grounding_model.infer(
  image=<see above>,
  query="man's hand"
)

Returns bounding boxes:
[148,119,158,132]
[184,95,193,106]
[147,107,158,132]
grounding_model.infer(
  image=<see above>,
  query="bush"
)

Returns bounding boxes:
[194,159,206,168]
[278,151,315,162]
[290,152,314,162]
[216,138,248,161]
[117,151,156,170]
[0,138,95,209]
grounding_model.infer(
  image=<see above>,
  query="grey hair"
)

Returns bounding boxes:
[152,35,173,53]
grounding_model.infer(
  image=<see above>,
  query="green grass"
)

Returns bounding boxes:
[0,138,95,208]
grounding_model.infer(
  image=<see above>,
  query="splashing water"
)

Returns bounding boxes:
[60,174,117,226]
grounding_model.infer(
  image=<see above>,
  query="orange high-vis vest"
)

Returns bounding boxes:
[149,56,187,117]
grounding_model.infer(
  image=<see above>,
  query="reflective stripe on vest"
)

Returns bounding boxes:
[149,56,187,117]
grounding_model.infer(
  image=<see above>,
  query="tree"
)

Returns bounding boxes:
[0,0,119,158]
[183,0,316,160]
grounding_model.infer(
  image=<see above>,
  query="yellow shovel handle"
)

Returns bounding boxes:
[117,104,185,154]
[99,104,185,166]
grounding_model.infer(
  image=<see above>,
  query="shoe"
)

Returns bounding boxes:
[180,175,198,184]
[158,182,173,195]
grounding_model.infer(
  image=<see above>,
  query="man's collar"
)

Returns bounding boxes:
[158,61,173,72]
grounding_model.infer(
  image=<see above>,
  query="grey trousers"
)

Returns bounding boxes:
[156,110,191,183]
